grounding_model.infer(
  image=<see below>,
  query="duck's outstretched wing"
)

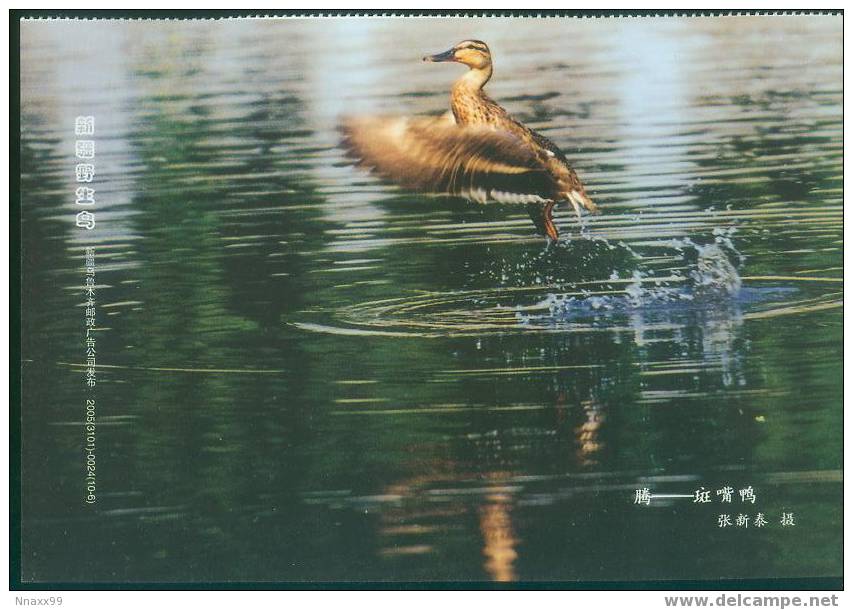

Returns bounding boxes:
[341,115,556,204]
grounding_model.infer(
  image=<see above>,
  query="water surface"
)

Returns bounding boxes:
[20,16,842,583]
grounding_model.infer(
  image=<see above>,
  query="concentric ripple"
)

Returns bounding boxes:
[294,237,841,338]
[293,275,841,338]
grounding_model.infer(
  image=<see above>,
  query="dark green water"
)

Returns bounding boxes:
[19,17,842,583]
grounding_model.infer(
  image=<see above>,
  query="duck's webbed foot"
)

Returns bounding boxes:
[526,202,559,242]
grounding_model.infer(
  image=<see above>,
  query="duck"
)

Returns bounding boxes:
[341,39,598,241]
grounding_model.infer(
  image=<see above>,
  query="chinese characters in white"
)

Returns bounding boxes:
[718,512,793,528]
[76,115,99,506]
[633,484,797,530]
[74,116,96,230]
[84,247,96,388]
[740,486,756,503]
[694,487,712,503]
[634,488,651,506]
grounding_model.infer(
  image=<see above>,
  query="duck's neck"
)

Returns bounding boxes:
[450,66,493,124]
[453,65,493,94]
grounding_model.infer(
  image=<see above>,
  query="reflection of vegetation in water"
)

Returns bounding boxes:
[20,135,76,357]
[111,44,339,574]
[683,89,843,472]
[687,89,842,277]
[20,134,94,536]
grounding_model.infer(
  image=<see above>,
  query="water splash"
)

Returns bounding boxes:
[691,242,742,297]
[534,235,744,321]
[481,236,639,287]
[515,235,752,386]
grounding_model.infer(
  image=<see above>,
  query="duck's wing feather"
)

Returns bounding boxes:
[341,115,556,204]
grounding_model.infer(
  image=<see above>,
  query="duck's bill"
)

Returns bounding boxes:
[423,48,456,62]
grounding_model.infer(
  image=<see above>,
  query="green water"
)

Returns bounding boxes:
[19,16,841,583]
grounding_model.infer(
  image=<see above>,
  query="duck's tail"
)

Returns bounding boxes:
[564,189,600,220]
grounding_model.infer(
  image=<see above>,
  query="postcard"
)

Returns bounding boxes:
[13,10,843,589]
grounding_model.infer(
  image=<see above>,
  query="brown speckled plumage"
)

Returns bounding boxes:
[451,76,591,203]
[341,39,597,240]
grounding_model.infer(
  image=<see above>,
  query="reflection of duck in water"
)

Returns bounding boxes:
[342,40,598,241]
[377,469,520,582]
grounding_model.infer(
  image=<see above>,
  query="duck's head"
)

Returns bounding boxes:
[423,40,492,70]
